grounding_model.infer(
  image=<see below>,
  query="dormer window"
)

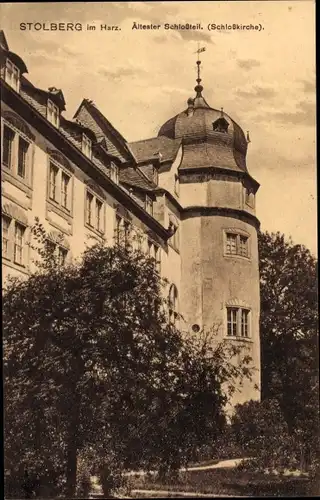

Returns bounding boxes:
[152,166,159,185]
[82,134,92,158]
[5,59,20,92]
[47,99,60,128]
[110,163,119,184]
[212,117,229,133]
[145,195,153,215]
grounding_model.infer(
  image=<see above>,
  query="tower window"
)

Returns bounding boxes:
[212,117,229,133]
[227,307,251,338]
[225,232,249,258]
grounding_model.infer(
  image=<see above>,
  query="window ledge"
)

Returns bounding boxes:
[47,198,73,221]
[225,336,253,343]
[2,258,29,276]
[224,253,251,261]
[2,167,32,195]
[85,222,105,240]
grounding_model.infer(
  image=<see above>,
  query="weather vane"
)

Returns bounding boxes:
[195,44,206,79]
[194,44,206,95]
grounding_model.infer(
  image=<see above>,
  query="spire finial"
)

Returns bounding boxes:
[194,44,206,97]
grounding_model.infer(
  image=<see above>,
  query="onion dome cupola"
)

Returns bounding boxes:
[158,54,251,174]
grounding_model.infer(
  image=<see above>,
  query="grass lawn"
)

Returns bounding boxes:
[129,467,311,497]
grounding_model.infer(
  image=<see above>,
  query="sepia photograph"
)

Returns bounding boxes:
[0,1,317,498]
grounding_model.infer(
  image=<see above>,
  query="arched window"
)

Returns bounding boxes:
[2,110,34,140]
[168,284,179,325]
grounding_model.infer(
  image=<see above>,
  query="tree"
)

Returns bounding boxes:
[4,220,253,497]
[258,231,318,467]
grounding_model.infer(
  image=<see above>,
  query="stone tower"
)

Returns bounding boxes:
[157,60,261,406]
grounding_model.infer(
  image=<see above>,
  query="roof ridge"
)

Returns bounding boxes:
[129,135,179,145]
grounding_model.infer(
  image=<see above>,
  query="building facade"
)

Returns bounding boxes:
[1,30,261,406]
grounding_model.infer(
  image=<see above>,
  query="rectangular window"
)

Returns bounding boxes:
[124,220,131,247]
[5,59,20,92]
[227,307,238,337]
[239,236,248,257]
[17,136,29,178]
[226,233,237,255]
[227,307,250,338]
[85,191,104,234]
[115,215,122,244]
[45,240,68,265]
[58,246,68,266]
[226,232,249,257]
[154,245,161,273]
[61,172,70,210]
[82,134,92,158]
[145,195,153,215]
[45,239,56,256]
[14,222,25,265]
[241,309,250,337]
[110,163,119,184]
[49,163,59,201]
[86,191,94,226]
[95,199,103,233]
[47,99,60,128]
[2,215,11,259]
[3,125,15,168]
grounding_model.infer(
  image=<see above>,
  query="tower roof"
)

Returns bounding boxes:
[158,54,250,174]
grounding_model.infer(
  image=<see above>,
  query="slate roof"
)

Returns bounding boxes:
[129,136,181,164]
[157,95,249,174]
[119,167,156,192]
[74,99,134,163]
[179,142,245,172]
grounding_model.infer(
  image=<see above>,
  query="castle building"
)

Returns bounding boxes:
[1,30,261,405]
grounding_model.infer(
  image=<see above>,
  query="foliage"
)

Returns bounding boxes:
[231,399,304,472]
[258,231,318,425]
[231,231,319,474]
[3,219,253,497]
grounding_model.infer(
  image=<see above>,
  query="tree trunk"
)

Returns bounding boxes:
[65,432,78,498]
[64,388,81,497]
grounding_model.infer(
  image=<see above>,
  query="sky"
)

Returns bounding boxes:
[0,1,317,254]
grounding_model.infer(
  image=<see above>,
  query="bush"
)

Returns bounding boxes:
[231,399,305,472]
